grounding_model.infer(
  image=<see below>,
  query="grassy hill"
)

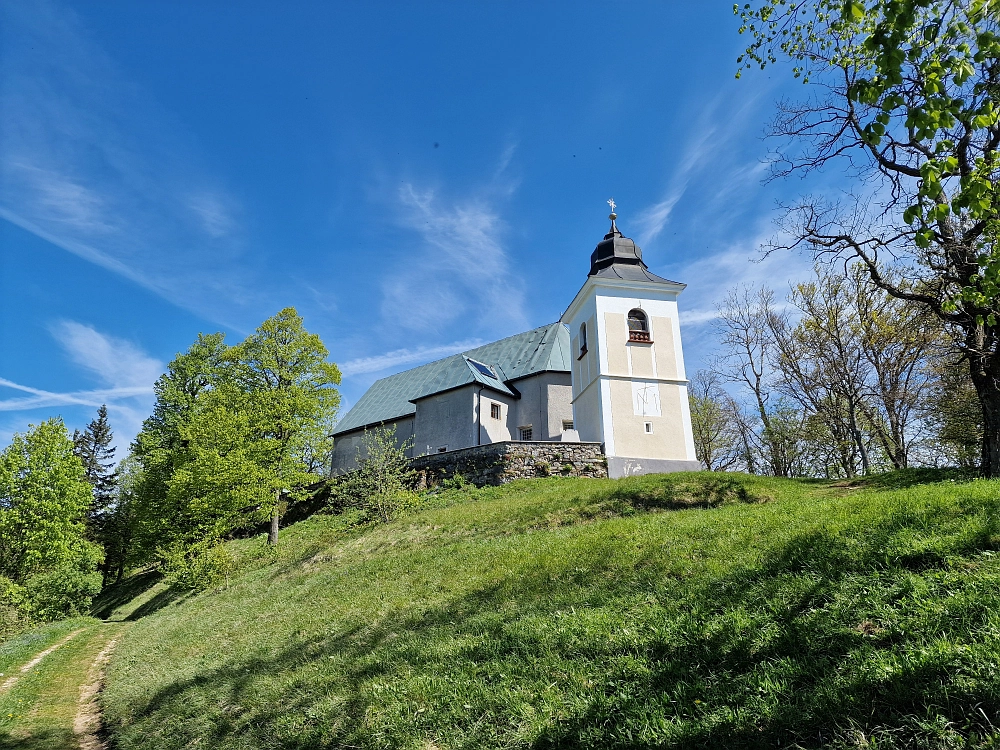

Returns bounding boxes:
[87,471,1000,748]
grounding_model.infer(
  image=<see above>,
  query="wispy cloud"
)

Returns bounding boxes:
[633,90,768,248]
[0,378,149,412]
[49,320,163,388]
[0,0,260,325]
[341,339,486,376]
[0,321,163,450]
[672,234,815,329]
[382,183,527,335]
[633,125,719,246]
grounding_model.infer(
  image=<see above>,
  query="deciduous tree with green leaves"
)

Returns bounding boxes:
[131,332,228,563]
[0,418,103,619]
[736,0,1000,474]
[339,425,416,523]
[225,308,341,543]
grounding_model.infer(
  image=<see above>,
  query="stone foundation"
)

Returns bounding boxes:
[410,441,607,487]
[607,456,702,479]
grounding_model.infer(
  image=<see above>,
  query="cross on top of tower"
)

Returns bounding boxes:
[607,197,616,216]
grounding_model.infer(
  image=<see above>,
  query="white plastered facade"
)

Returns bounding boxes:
[561,277,699,478]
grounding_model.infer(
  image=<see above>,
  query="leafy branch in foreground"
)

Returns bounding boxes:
[736,0,1000,475]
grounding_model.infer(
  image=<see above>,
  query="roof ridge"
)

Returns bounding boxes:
[334,323,570,436]
[367,322,561,385]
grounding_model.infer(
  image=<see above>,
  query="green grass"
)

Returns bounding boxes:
[0,617,118,749]
[100,471,1000,749]
[0,618,90,680]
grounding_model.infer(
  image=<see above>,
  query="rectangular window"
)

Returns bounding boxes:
[562,420,574,431]
[519,426,533,441]
[490,402,501,420]
[644,421,653,434]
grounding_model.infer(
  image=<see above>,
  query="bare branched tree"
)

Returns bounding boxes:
[715,286,805,476]
[688,370,743,471]
[737,0,1000,474]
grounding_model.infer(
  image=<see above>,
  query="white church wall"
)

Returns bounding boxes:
[610,379,689,460]
[651,315,680,380]
[414,386,476,455]
[480,393,514,443]
[510,371,572,440]
[573,383,602,444]
[545,376,574,439]
[330,415,416,474]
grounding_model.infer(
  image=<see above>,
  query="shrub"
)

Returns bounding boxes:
[0,576,29,638]
[161,540,235,591]
[339,426,417,523]
[24,564,102,621]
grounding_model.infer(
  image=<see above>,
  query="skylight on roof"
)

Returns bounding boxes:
[468,359,497,379]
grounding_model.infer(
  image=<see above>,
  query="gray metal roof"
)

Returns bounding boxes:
[589,218,683,286]
[333,323,570,435]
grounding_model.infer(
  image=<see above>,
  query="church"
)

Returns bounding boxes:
[331,205,699,479]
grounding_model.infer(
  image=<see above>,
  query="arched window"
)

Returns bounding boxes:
[627,309,650,342]
[579,322,588,357]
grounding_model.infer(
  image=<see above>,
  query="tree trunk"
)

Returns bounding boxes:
[973,373,1000,478]
[847,398,871,475]
[268,489,280,545]
[968,329,1000,478]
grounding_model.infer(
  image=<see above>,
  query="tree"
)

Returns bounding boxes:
[73,404,117,507]
[769,273,876,475]
[0,419,102,619]
[715,286,805,476]
[73,404,119,582]
[131,333,228,564]
[737,0,1000,473]
[128,311,339,562]
[688,370,742,471]
[225,308,341,543]
[925,353,983,467]
[340,426,415,523]
[853,270,938,468]
[102,456,140,583]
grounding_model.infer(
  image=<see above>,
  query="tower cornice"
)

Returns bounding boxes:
[560,274,686,325]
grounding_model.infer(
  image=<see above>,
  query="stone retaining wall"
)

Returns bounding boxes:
[410,441,607,487]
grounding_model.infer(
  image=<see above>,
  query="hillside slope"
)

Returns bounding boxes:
[100,472,1000,749]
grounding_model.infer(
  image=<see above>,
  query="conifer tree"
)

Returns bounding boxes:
[73,405,118,582]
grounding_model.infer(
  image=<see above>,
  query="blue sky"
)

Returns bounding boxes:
[0,0,831,452]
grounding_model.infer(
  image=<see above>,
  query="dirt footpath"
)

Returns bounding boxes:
[0,623,125,750]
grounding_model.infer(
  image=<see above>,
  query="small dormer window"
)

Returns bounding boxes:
[628,309,651,342]
[579,322,588,359]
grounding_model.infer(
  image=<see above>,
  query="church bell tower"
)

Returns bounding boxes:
[561,202,699,478]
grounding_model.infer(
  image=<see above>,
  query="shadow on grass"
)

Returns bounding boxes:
[602,473,776,513]
[124,587,192,622]
[90,570,163,620]
[110,494,1000,749]
[841,467,979,491]
[0,729,77,749]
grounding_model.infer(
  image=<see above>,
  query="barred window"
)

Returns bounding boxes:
[627,309,648,332]
[628,309,651,342]
[519,426,533,441]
